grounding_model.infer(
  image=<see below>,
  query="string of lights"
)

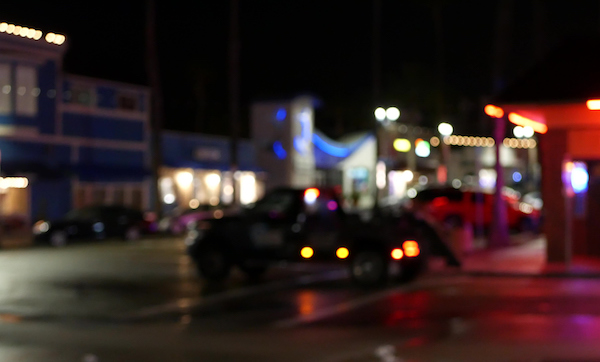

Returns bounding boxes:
[0,22,65,45]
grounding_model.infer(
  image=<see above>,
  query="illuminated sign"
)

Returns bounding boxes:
[272,141,287,159]
[508,112,548,134]
[393,138,411,152]
[587,99,600,110]
[293,108,312,155]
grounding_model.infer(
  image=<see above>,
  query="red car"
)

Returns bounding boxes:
[411,187,540,232]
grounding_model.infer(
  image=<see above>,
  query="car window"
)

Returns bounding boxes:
[250,190,298,217]
[64,206,101,220]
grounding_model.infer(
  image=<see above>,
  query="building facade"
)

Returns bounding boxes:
[0,22,152,230]
[160,131,263,214]
[0,20,263,233]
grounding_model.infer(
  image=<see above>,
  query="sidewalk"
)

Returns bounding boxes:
[457,234,600,277]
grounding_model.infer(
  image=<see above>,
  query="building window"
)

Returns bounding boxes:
[65,84,95,106]
[74,182,145,210]
[15,65,38,116]
[117,93,138,111]
[0,63,11,115]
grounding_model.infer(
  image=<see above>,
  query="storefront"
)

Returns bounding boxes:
[160,131,264,214]
[493,36,600,262]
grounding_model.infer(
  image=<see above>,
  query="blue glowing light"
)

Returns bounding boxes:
[293,109,312,155]
[276,108,287,121]
[571,163,589,194]
[311,133,351,157]
[512,171,522,182]
[272,141,287,160]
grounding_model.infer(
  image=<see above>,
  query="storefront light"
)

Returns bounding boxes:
[0,177,29,189]
[163,193,176,204]
[176,171,193,187]
[205,173,221,189]
[189,199,200,209]
[240,173,257,205]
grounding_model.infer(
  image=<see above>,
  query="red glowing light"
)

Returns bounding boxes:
[432,196,449,207]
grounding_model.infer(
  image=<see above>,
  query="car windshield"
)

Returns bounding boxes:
[63,206,103,221]
[248,189,299,216]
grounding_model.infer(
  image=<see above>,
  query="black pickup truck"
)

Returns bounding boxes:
[186,187,458,287]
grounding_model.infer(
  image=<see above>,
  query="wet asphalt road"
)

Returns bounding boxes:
[2,237,600,361]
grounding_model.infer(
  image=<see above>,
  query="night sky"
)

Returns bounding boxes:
[2,1,600,138]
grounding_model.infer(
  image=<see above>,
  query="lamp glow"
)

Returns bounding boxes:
[393,138,411,152]
[374,107,386,121]
[437,122,453,136]
[386,107,400,121]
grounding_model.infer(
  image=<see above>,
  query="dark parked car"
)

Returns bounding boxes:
[186,187,459,287]
[158,204,228,235]
[33,205,148,247]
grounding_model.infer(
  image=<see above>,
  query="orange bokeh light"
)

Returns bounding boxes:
[300,246,314,259]
[391,248,404,260]
[508,112,548,134]
[336,247,349,259]
[402,241,420,257]
[484,104,504,118]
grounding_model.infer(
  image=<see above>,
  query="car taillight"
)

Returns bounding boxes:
[336,247,349,259]
[403,240,420,257]
[300,246,314,259]
[391,248,404,260]
[304,188,320,204]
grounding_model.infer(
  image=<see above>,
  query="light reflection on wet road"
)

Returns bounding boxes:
[1,237,600,361]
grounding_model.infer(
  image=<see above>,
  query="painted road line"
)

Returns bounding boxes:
[272,284,413,329]
[114,268,349,321]
[272,276,453,329]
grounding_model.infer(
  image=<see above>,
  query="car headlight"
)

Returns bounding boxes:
[33,220,50,235]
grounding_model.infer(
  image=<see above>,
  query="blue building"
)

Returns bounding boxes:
[0,20,262,231]
[0,21,152,227]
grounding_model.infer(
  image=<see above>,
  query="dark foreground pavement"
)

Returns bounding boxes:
[1,235,600,361]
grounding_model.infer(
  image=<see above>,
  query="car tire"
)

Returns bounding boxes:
[196,246,232,281]
[397,260,424,283]
[350,250,387,287]
[124,226,141,241]
[50,230,68,247]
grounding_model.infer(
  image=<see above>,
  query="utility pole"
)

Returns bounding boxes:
[229,0,240,204]
[146,0,164,218]
[372,0,381,104]
[371,0,382,211]
[489,0,513,248]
